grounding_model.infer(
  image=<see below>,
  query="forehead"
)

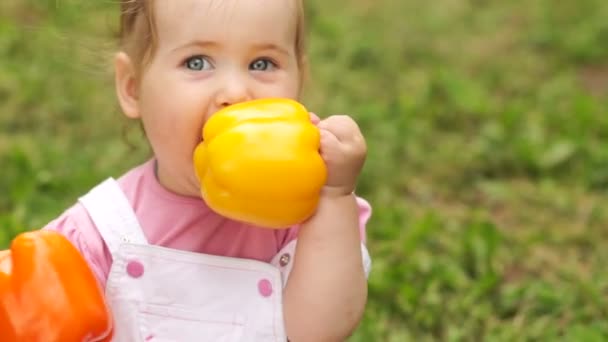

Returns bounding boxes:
[153,0,298,49]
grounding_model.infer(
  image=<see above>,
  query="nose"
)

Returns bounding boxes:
[214,71,251,109]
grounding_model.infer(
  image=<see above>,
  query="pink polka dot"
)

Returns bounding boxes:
[258,279,273,297]
[126,260,144,278]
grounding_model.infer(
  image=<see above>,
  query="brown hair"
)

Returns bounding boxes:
[118,0,308,81]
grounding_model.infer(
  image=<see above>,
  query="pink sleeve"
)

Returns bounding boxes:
[281,195,372,247]
[42,204,112,289]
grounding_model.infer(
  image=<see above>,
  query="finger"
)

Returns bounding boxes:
[317,115,361,142]
[318,128,341,156]
[309,112,321,125]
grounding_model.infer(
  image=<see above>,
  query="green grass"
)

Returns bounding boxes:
[2,0,608,340]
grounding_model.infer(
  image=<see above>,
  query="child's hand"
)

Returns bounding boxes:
[312,114,367,197]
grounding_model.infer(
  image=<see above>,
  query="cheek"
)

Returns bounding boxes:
[139,82,204,130]
[138,100,203,156]
[288,69,304,99]
[269,75,301,99]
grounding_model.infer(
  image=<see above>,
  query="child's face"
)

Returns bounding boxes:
[130,0,302,197]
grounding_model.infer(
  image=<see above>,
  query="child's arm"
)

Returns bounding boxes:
[283,115,369,342]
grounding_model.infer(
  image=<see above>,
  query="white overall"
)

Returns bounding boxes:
[78,178,372,342]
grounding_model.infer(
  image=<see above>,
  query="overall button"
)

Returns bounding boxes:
[279,253,290,267]
[258,279,273,297]
[126,260,145,278]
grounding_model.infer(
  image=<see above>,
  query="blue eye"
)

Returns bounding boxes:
[250,58,276,71]
[185,56,212,71]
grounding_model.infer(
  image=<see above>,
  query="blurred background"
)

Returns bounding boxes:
[2,0,608,340]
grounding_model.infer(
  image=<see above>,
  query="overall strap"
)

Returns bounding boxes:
[78,177,149,255]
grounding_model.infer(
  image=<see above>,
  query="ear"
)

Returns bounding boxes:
[114,52,140,119]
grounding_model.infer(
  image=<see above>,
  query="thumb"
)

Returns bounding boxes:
[309,112,321,125]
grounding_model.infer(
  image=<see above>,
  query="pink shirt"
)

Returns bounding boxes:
[43,159,371,288]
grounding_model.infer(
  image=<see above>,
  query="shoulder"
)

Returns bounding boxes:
[42,201,111,286]
[43,195,102,246]
[45,158,154,237]
[354,194,372,242]
[40,159,155,284]
[355,195,372,224]
[279,192,372,246]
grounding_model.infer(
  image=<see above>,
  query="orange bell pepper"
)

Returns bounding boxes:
[0,230,113,342]
[193,98,327,228]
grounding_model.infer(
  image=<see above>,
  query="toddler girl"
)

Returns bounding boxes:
[44,0,372,341]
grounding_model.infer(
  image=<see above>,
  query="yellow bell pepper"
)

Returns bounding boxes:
[193,98,327,228]
[0,230,113,342]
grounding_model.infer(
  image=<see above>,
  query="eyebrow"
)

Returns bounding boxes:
[250,43,290,56]
[171,40,219,53]
[171,40,290,56]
